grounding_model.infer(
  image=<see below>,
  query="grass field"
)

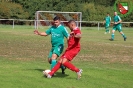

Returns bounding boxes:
[0,25,133,88]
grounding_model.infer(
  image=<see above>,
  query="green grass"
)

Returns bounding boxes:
[0,25,133,88]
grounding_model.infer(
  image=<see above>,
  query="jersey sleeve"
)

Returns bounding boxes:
[62,27,69,38]
[110,17,111,22]
[45,27,51,35]
[74,28,81,35]
[118,16,121,21]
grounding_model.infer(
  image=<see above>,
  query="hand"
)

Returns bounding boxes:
[70,31,75,37]
[114,22,118,24]
[70,31,74,35]
[34,30,39,35]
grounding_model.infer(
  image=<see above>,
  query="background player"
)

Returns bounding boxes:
[103,13,111,34]
[44,20,82,79]
[109,12,127,41]
[34,16,69,74]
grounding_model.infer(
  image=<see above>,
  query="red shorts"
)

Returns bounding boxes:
[61,48,80,61]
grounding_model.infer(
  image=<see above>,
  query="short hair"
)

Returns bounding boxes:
[68,20,76,24]
[53,16,60,21]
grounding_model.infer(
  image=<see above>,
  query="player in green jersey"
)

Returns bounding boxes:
[34,16,69,74]
[103,13,111,34]
[109,12,127,41]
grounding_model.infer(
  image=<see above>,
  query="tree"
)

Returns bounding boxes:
[0,2,29,19]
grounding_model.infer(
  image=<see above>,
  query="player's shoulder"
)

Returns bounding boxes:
[74,27,81,33]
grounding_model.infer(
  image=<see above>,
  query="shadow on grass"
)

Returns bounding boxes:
[34,68,69,78]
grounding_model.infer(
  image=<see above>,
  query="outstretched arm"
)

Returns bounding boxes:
[34,30,48,36]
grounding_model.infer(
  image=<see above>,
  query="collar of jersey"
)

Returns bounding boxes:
[56,24,61,28]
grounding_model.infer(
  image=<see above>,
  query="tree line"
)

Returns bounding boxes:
[0,0,133,22]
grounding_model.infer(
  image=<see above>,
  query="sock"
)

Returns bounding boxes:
[60,65,66,70]
[63,61,79,72]
[121,33,126,38]
[51,60,57,70]
[49,62,61,76]
[106,28,109,32]
[111,33,114,40]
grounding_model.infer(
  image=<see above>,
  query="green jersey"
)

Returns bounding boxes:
[104,16,111,24]
[114,15,121,25]
[45,24,69,47]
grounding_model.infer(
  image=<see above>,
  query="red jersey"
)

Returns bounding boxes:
[61,27,81,61]
[67,27,81,50]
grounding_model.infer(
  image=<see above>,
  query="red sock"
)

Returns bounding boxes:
[49,62,61,76]
[63,61,79,72]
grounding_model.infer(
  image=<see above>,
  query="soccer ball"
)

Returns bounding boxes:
[43,69,51,76]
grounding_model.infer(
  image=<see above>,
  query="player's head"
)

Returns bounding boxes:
[114,11,117,16]
[53,16,61,27]
[68,20,76,31]
[107,13,110,16]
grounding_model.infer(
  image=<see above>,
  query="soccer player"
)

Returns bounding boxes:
[109,12,127,41]
[103,13,111,34]
[44,20,83,79]
[34,16,69,74]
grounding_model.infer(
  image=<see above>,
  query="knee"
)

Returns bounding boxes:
[48,59,51,64]
[61,58,68,65]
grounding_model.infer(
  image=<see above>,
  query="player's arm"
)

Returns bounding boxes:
[34,30,48,36]
[62,27,69,40]
[115,16,122,24]
[74,33,81,38]
[116,19,122,24]
[103,18,106,25]
[71,30,81,38]
[103,20,105,25]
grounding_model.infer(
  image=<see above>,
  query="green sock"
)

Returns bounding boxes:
[106,28,109,32]
[51,60,57,70]
[122,34,126,38]
[60,65,65,69]
[111,33,114,40]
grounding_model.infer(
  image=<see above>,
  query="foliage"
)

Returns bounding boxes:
[0,2,29,19]
[0,0,133,21]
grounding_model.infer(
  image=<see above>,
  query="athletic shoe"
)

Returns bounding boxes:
[109,39,114,41]
[124,37,127,41]
[61,67,66,74]
[104,32,107,34]
[77,69,83,80]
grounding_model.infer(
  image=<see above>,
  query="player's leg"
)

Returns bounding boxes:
[104,26,107,34]
[48,49,54,68]
[62,58,80,72]
[110,26,116,41]
[117,25,127,41]
[47,58,63,77]
[62,58,82,79]
[61,49,82,79]
[47,48,58,70]
[51,54,58,70]
[105,24,110,33]
[53,44,66,74]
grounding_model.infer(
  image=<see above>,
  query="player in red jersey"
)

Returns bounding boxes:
[44,20,83,79]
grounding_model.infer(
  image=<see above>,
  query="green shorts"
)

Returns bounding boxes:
[48,44,64,59]
[113,24,122,32]
[105,24,110,29]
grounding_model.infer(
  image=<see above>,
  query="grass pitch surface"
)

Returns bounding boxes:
[0,25,133,88]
